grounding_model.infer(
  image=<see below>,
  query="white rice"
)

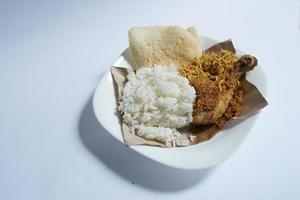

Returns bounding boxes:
[135,125,180,144]
[118,64,196,146]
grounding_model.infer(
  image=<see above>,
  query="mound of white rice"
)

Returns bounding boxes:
[118,65,196,146]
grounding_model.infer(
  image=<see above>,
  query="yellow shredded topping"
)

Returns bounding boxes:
[179,49,238,85]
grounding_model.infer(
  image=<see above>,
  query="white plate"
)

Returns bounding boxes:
[93,35,267,170]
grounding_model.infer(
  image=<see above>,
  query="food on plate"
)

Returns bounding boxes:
[233,55,258,73]
[128,26,202,70]
[135,126,180,145]
[180,50,239,125]
[111,25,266,147]
[118,65,196,146]
[180,50,257,127]
[215,88,243,128]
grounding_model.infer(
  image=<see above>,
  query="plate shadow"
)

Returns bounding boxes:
[78,95,215,192]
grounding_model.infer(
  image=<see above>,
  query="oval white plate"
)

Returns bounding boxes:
[93,35,267,170]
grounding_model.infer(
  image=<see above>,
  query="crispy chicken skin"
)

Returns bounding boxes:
[192,72,238,125]
[179,48,257,126]
[192,55,257,125]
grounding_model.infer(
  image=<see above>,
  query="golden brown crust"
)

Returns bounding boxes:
[192,72,239,124]
[179,50,240,126]
[215,88,243,128]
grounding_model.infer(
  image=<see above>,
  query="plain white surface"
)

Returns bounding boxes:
[1,0,300,199]
[93,36,268,170]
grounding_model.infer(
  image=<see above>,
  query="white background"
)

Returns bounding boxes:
[1,0,300,199]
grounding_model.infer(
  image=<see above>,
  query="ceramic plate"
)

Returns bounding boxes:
[93,35,267,170]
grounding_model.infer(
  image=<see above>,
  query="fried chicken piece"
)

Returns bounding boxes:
[180,49,257,127]
[215,88,243,128]
[192,72,239,125]
[233,55,257,74]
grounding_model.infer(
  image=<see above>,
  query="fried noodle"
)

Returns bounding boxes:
[179,49,238,85]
